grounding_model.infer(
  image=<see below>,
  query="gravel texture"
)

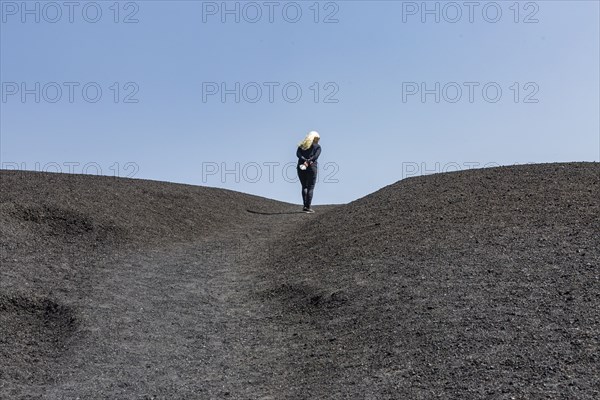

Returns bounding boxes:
[1,162,598,399]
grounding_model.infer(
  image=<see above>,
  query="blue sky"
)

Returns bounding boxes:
[1,0,599,205]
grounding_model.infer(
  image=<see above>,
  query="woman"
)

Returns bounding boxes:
[296,131,321,213]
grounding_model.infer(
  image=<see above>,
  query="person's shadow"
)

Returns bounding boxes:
[246,209,306,215]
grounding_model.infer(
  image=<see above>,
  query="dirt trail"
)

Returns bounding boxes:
[43,205,336,399]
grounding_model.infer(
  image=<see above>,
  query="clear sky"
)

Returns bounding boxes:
[1,0,599,205]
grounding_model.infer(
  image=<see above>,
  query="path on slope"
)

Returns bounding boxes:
[46,204,339,399]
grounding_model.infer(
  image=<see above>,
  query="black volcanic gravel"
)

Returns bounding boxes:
[1,162,598,399]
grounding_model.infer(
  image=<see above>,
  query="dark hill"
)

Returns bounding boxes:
[0,170,299,248]
[1,162,598,399]
[258,162,599,398]
[0,170,315,398]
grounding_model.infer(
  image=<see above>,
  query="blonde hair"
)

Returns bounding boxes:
[297,131,320,150]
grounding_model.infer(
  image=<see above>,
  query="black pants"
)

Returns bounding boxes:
[297,164,317,208]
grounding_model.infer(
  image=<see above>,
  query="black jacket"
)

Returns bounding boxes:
[296,144,321,167]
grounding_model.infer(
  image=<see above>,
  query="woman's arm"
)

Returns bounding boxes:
[297,147,307,161]
[307,146,321,163]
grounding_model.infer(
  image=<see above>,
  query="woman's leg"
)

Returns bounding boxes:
[305,166,318,208]
[297,167,308,207]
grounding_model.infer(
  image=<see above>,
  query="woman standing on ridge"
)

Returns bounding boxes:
[296,131,321,213]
